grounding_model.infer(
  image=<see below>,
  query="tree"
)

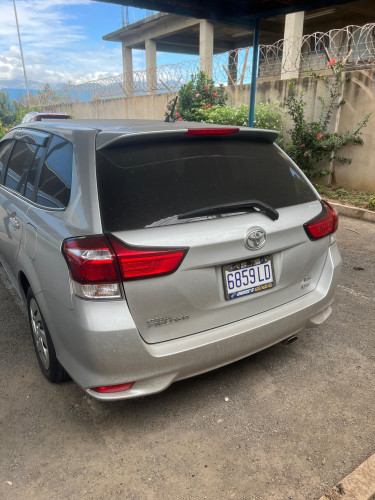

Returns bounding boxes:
[0,90,20,128]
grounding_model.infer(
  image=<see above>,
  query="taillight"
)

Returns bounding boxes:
[62,235,187,299]
[108,235,187,280]
[185,127,239,137]
[62,236,121,299]
[304,201,338,240]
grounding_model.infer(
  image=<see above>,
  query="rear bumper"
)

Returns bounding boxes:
[41,242,341,401]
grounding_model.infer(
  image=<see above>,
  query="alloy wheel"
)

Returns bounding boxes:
[29,298,50,370]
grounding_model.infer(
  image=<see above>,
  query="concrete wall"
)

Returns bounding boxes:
[334,70,375,192]
[58,92,174,120]
[49,69,375,191]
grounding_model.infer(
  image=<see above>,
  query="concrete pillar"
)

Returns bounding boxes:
[199,20,214,78]
[281,12,304,80]
[145,38,157,95]
[228,51,238,85]
[122,44,133,96]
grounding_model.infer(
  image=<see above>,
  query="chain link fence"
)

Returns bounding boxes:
[23,23,375,107]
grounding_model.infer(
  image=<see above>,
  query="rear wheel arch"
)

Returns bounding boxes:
[19,271,31,301]
[27,287,70,383]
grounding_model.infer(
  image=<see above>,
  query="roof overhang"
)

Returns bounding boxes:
[95,0,360,27]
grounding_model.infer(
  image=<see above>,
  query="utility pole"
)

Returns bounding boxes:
[13,0,30,105]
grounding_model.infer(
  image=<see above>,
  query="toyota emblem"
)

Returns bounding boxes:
[245,228,267,250]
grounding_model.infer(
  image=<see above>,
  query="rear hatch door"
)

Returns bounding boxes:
[96,129,326,344]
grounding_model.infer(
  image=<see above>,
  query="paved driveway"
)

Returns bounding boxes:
[1,215,374,500]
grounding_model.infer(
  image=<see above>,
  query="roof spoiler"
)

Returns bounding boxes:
[97,128,280,150]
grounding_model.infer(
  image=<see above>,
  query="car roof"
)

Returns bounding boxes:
[10,119,279,148]
[13,119,237,133]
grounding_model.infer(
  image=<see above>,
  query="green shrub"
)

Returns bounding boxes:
[198,103,285,146]
[368,196,375,210]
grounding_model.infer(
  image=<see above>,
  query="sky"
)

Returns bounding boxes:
[0,0,195,90]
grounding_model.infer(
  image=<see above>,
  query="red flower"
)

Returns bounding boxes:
[165,104,168,107]
[177,117,182,121]
[184,83,188,86]
[175,112,179,116]
[316,133,322,139]
[301,143,305,147]
[328,59,336,67]
[204,86,209,91]
[213,93,218,97]
[196,93,200,98]
[207,104,211,107]
[5,128,9,132]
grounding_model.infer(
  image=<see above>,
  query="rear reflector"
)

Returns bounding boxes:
[185,127,239,137]
[91,382,134,393]
[108,236,187,280]
[304,200,339,240]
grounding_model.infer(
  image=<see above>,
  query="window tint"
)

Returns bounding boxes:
[5,141,37,193]
[24,146,46,201]
[97,138,317,231]
[36,136,73,208]
[0,140,13,182]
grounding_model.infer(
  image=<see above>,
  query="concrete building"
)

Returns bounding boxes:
[103,0,374,90]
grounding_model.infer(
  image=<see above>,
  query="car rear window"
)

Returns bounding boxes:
[96,138,317,232]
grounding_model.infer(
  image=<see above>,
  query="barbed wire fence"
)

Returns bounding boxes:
[23,23,375,108]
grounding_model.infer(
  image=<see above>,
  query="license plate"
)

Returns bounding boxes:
[223,256,274,300]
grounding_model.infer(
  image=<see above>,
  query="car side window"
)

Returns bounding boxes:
[24,146,46,201]
[36,136,73,209]
[4,140,37,193]
[0,140,14,183]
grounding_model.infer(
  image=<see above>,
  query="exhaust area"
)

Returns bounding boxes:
[282,335,299,346]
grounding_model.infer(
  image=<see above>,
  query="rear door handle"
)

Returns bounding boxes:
[10,217,20,230]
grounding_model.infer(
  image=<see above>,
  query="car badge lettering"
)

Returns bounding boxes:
[245,227,267,251]
[147,315,189,328]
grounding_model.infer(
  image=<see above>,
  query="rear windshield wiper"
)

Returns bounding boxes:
[177,200,279,221]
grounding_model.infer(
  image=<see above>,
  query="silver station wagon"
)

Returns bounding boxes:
[0,120,341,400]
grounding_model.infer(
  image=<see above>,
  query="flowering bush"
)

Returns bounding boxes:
[164,72,227,122]
[285,60,370,179]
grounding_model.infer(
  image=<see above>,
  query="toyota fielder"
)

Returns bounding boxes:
[0,120,341,400]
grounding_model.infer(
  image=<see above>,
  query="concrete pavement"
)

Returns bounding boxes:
[1,215,374,500]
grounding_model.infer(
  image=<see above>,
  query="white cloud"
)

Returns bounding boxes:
[0,0,138,88]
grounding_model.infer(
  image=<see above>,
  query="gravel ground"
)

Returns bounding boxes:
[0,215,374,500]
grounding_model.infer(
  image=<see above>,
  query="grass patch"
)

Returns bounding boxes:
[314,185,375,211]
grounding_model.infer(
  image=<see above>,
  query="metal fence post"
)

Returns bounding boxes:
[248,18,260,127]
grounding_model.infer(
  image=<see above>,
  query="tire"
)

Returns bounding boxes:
[27,288,69,383]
